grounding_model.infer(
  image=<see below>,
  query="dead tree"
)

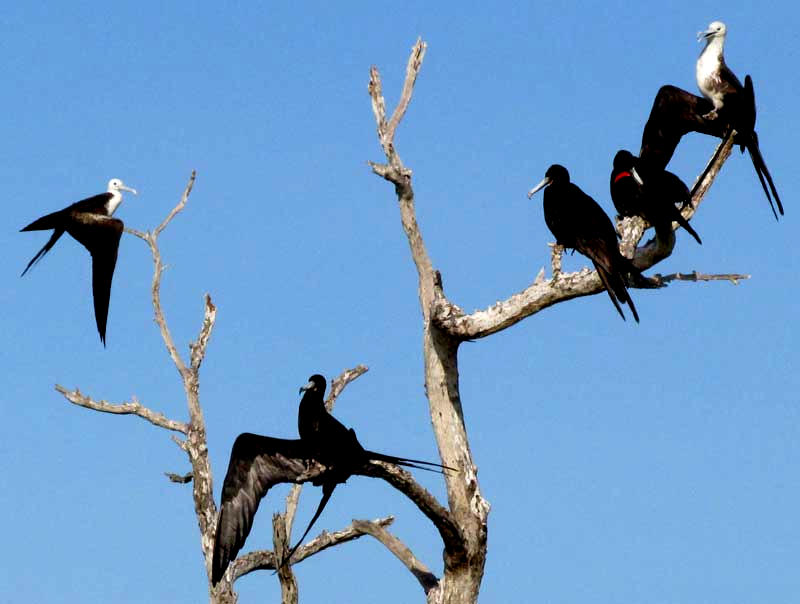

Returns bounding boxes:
[54,40,745,604]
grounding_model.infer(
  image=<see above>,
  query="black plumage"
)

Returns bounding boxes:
[696,20,782,219]
[528,164,643,322]
[20,179,136,345]
[211,374,450,585]
[610,150,702,245]
[638,85,727,172]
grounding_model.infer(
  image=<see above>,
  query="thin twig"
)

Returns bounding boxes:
[386,39,427,141]
[55,385,188,433]
[155,171,196,237]
[190,294,217,372]
[273,514,298,604]
[231,516,395,580]
[651,271,750,286]
[165,472,193,484]
[352,519,438,594]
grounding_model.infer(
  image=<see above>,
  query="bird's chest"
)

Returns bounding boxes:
[104,192,123,216]
[543,191,579,246]
[611,176,643,216]
[696,52,723,97]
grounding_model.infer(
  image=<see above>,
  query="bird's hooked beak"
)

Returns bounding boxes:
[299,380,314,395]
[697,27,714,42]
[527,177,551,199]
[631,166,644,186]
[120,184,138,195]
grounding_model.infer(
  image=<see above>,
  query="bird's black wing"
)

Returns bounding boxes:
[648,171,702,245]
[67,214,124,345]
[69,193,114,214]
[639,85,729,172]
[568,187,640,322]
[212,434,309,585]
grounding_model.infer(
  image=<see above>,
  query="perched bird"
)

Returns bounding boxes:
[20,178,137,345]
[528,164,643,322]
[211,374,450,585]
[610,150,702,245]
[696,20,783,219]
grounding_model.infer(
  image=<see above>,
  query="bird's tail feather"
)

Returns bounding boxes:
[366,450,455,473]
[278,482,336,571]
[672,211,702,245]
[594,263,628,322]
[20,229,65,276]
[747,140,783,219]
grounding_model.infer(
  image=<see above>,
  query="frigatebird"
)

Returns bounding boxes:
[528,164,643,322]
[696,20,783,219]
[211,374,450,585]
[20,178,137,345]
[610,150,702,245]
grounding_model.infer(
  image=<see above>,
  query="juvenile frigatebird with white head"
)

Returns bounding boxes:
[20,178,138,345]
[696,20,783,219]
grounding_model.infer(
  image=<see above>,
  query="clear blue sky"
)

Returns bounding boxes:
[2,2,798,602]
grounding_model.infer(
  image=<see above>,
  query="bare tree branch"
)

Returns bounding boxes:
[273,514,298,604]
[651,270,750,286]
[387,39,427,144]
[431,135,739,341]
[358,462,463,557]
[326,364,369,410]
[190,294,217,372]
[165,472,193,484]
[351,519,439,594]
[368,40,490,602]
[155,171,196,237]
[231,516,395,580]
[54,386,188,433]
[59,173,223,598]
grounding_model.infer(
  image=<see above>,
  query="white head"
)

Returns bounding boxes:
[107,178,138,196]
[698,21,727,44]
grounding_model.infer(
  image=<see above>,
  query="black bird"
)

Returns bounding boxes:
[211,374,450,585]
[528,164,643,322]
[610,150,702,245]
[696,20,783,219]
[20,178,137,345]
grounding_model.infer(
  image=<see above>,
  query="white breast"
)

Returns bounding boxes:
[105,191,123,216]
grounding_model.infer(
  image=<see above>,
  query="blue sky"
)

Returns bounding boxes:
[2,2,798,602]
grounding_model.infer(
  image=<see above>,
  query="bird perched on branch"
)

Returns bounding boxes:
[610,150,702,245]
[20,178,137,345]
[528,164,644,322]
[696,20,783,219]
[211,374,451,585]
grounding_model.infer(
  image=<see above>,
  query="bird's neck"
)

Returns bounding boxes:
[699,36,724,62]
[105,190,123,216]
